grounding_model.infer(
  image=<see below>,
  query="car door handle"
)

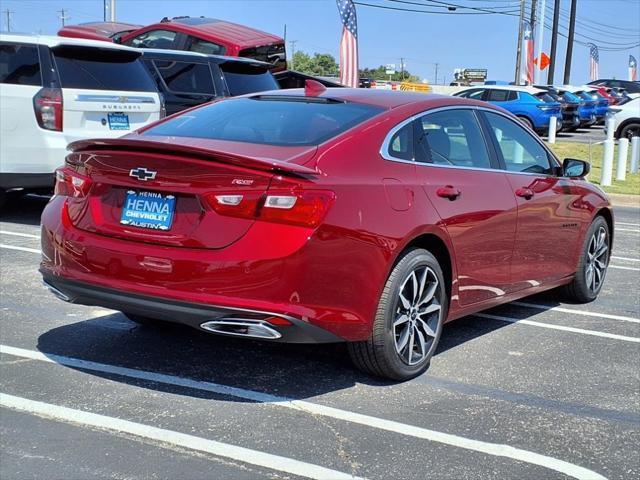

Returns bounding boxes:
[515,187,534,199]
[436,186,461,201]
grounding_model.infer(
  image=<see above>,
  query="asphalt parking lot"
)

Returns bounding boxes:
[1,195,638,480]
[544,124,607,144]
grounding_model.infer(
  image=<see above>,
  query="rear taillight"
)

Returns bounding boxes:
[54,167,92,198]
[33,87,63,131]
[207,189,335,228]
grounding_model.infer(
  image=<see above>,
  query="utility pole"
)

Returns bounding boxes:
[104,0,116,22]
[514,0,526,84]
[58,8,68,27]
[529,0,537,32]
[563,0,577,84]
[434,63,439,85]
[3,9,13,32]
[400,58,405,81]
[548,0,560,84]
[289,40,297,70]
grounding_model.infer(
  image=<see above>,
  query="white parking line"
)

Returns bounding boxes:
[0,392,360,480]
[512,302,640,324]
[616,227,639,233]
[0,230,39,239]
[611,256,640,262]
[0,244,41,254]
[609,265,640,271]
[616,222,640,227]
[475,313,640,343]
[0,344,607,480]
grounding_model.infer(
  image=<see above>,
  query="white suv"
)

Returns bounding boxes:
[0,34,162,204]
[606,97,640,140]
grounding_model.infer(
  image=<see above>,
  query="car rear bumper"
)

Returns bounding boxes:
[41,273,343,343]
[39,196,381,342]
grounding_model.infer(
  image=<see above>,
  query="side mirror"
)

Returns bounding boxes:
[563,158,590,177]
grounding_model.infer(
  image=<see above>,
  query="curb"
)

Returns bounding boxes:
[608,193,640,208]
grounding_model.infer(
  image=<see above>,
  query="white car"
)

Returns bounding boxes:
[606,97,640,140]
[0,33,162,205]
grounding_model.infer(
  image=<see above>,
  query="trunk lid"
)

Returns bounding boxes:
[65,137,318,249]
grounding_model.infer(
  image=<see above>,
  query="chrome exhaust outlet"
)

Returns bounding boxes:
[42,281,71,302]
[200,319,282,339]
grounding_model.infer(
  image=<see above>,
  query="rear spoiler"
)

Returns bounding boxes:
[68,138,319,176]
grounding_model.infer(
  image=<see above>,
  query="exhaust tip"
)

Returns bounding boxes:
[42,281,71,302]
[200,319,282,340]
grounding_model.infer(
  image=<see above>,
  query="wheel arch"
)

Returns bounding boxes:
[397,232,454,302]
[595,207,614,256]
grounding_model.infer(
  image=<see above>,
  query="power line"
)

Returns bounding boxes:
[354,0,519,15]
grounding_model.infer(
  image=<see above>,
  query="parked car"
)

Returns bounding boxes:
[40,85,612,380]
[119,16,286,72]
[607,97,640,140]
[533,85,580,131]
[58,21,142,43]
[582,88,610,123]
[0,33,162,205]
[454,86,562,134]
[588,79,640,95]
[138,49,279,115]
[555,87,597,127]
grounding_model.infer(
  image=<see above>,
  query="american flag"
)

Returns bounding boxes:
[589,44,599,81]
[336,0,359,88]
[523,22,534,85]
[629,55,638,82]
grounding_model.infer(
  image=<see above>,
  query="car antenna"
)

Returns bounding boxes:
[305,79,327,97]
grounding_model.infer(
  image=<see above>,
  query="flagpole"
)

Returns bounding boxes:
[514,0,525,85]
[533,0,546,84]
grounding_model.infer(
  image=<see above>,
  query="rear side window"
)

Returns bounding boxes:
[488,90,516,102]
[153,60,215,95]
[52,46,157,92]
[387,123,413,161]
[220,63,279,96]
[187,37,225,55]
[143,97,384,146]
[415,109,491,169]
[0,43,41,86]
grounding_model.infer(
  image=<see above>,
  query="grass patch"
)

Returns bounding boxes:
[548,141,639,195]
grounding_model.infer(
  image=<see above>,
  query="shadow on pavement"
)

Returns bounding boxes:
[0,194,50,226]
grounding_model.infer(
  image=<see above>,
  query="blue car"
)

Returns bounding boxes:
[454,87,563,134]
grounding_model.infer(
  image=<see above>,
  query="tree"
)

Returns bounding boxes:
[359,65,420,83]
[290,51,339,76]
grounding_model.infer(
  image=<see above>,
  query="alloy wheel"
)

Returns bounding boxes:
[585,226,608,294]
[393,266,442,365]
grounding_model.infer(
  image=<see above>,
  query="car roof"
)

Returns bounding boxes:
[148,17,282,47]
[481,85,545,94]
[137,47,271,67]
[248,87,492,110]
[63,21,141,35]
[0,32,141,52]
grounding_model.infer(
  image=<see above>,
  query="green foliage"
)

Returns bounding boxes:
[290,51,339,76]
[359,66,419,83]
[289,50,421,82]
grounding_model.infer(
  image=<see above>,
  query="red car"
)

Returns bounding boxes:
[119,16,286,71]
[58,21,142,43]
[40,84,613,380]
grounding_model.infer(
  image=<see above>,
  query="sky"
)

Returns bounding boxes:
[0,0,638,85]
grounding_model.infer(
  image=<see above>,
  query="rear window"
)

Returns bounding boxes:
[220,63,279,96]
[239,43,286,70]
[143,97,384,146]
[153,60,215,95]
[0,42,41,86]
[535,92,556,103]
[52,46,157,92]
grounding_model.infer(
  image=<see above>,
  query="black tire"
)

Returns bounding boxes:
[563,216,610,303]
[620,123,640,141]
[517,116,534,131]
[348,248,447,381]
[123,312,169,328]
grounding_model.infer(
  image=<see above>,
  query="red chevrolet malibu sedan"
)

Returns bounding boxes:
[40,85,613,380]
